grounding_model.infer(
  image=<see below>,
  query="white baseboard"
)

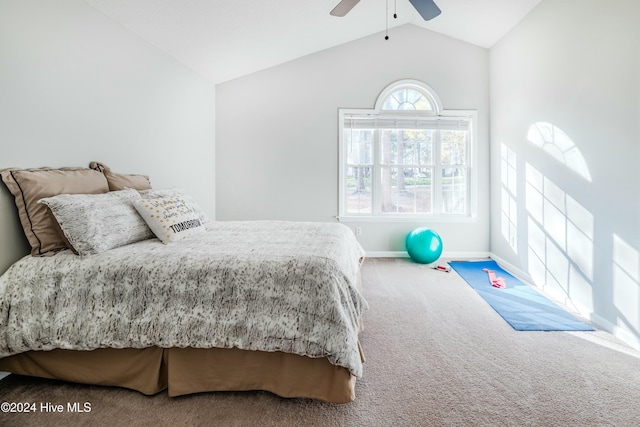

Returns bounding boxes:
[0,371,9,380]
[488,253,536,285]
[590,314,640,352]
[365,251,490,260]
[443,251,492,261]
[365,251,409,258]
[489,253,640,353]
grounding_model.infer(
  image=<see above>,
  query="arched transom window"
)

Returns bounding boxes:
[381,87,435,111]
[376,80,442,113]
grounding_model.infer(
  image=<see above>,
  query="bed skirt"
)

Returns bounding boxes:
[0,346,359,403]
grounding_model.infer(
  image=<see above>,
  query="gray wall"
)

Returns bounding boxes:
[216,24,490,256]
[0,0,216,273]
[490,0,640,348]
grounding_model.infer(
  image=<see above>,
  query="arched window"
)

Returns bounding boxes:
[379,85,438,112]
[338,80,477,220]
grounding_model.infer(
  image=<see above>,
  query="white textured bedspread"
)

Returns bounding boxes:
[0,221,368,377]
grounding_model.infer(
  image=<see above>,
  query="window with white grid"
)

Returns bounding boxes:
[339,80,477,220]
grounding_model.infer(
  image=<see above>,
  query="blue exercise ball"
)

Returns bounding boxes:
[406,228,443,264]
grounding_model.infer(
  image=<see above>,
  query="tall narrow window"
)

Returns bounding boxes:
[339,80,476,220]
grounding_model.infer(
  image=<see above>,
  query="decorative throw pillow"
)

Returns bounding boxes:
[39,189,154,255]
[132,195,205,243]
[137,188,209,224]
[89,161,151,191]
[0,167,109,256]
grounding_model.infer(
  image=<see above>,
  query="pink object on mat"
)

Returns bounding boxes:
[433,265,451,272]
[482,268,506,289]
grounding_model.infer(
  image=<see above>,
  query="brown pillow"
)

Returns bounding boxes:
[89,161,151,191]
[47,208,78,255]
[0,167,109,256]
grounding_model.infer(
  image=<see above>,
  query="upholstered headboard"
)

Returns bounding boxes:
[0,185,30,275]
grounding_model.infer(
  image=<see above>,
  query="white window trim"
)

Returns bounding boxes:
[338,80,478,223]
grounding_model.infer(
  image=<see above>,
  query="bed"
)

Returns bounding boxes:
[0,165,368,403]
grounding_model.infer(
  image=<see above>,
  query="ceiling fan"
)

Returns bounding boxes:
[330,0,441,21]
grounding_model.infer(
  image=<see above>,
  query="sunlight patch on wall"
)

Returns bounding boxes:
[527,122,592,181]
[500,143,517,253]
[525,163,594,311]
[613,234,640,334]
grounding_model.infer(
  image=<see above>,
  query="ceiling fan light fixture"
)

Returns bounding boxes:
[330,0,361,17]
[330,0,441,21]
[407,0,441,21]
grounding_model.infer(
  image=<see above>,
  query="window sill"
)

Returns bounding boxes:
[337,215,478,224]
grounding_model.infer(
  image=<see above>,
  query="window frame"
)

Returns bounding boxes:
[338,80,478,223]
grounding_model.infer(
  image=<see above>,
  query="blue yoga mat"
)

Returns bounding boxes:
[449,260,594,331]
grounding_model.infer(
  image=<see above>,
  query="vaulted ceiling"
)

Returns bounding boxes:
[83,0,541,84]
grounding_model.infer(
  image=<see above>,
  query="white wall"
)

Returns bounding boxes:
[216,24,490,255]
[0,0,216,273]
[490,0,640,348]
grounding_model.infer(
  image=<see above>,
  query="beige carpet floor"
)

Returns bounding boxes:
[2,257,640,426]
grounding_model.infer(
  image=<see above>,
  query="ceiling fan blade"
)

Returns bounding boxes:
[408,0,441,21]
[330,0,361,17]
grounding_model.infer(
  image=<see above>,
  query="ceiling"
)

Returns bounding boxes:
[83,0,541,84]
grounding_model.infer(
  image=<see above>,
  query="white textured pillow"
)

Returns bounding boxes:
[39,189,154,255]
[137,188,209,224]
[132,195,205,243]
